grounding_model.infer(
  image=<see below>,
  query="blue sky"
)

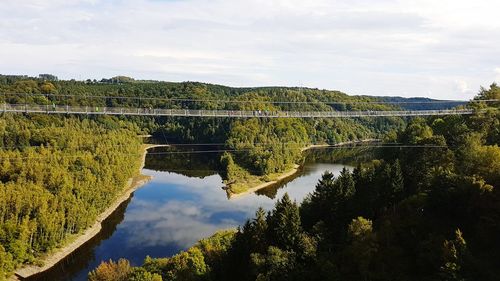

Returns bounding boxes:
[1,0,499,99]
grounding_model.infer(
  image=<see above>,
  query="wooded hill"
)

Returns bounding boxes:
[0,75,409,193]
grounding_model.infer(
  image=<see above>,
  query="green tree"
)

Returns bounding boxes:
[267,194,303,252]
[128,268,163,281]
[0,245,14,281]
[440,229,467,281]
[343,217,378,280]
[250,246,296,281]
[144,248,207,281]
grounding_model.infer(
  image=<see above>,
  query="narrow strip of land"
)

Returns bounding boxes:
[228,164,301,200]
[228,139,380,199]
[13,144,169,280]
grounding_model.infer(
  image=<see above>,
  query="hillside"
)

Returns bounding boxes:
[0,74,409,194]
[0,74,473,195]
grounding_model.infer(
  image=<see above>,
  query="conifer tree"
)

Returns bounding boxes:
[267,193,303,252]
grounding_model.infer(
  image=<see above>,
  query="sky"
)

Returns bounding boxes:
[1,0,499,99]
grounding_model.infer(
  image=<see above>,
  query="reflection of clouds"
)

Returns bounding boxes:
[127,200,205,221]
[119,163,352,252]
[143,169,224,189]
[123,199,235,248]
[218,218,240,225]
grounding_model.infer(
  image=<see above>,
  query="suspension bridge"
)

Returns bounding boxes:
[0,103,477,118]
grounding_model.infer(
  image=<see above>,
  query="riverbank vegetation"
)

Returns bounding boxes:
[0,114,143,280]
[89,84,499,281]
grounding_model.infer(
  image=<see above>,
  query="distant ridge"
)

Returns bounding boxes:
[371,96,467,110]
[0,74,467,110]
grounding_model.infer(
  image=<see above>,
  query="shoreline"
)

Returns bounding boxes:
[228,164,301,200]
[13,144,169,280]
[228,139,380,199]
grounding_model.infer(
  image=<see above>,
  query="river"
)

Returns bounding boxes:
[26,146,374,281]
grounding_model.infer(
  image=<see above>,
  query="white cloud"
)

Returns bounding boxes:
[1,0,499,99]
[454,80,473,94]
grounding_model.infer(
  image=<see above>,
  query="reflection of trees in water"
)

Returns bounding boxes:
[255,147,378,199]
[144,146,377,200]
[144,146,221,178]
[303,147,379,166]
[254,166,309,199]
[26,197,133,281]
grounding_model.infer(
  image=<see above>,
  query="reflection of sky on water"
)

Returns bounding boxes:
[120,163,351,254]
[68,161,351,281]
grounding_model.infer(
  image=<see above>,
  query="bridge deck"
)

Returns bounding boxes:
[0,104,474,118]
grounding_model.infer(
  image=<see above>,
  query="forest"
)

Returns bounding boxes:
[0,113,143,280]
[0,74,409,194]
[88,84,499,281]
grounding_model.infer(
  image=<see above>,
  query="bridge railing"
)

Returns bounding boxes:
[0,103,476,118]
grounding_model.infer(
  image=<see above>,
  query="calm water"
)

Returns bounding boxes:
[28,147,372,281]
